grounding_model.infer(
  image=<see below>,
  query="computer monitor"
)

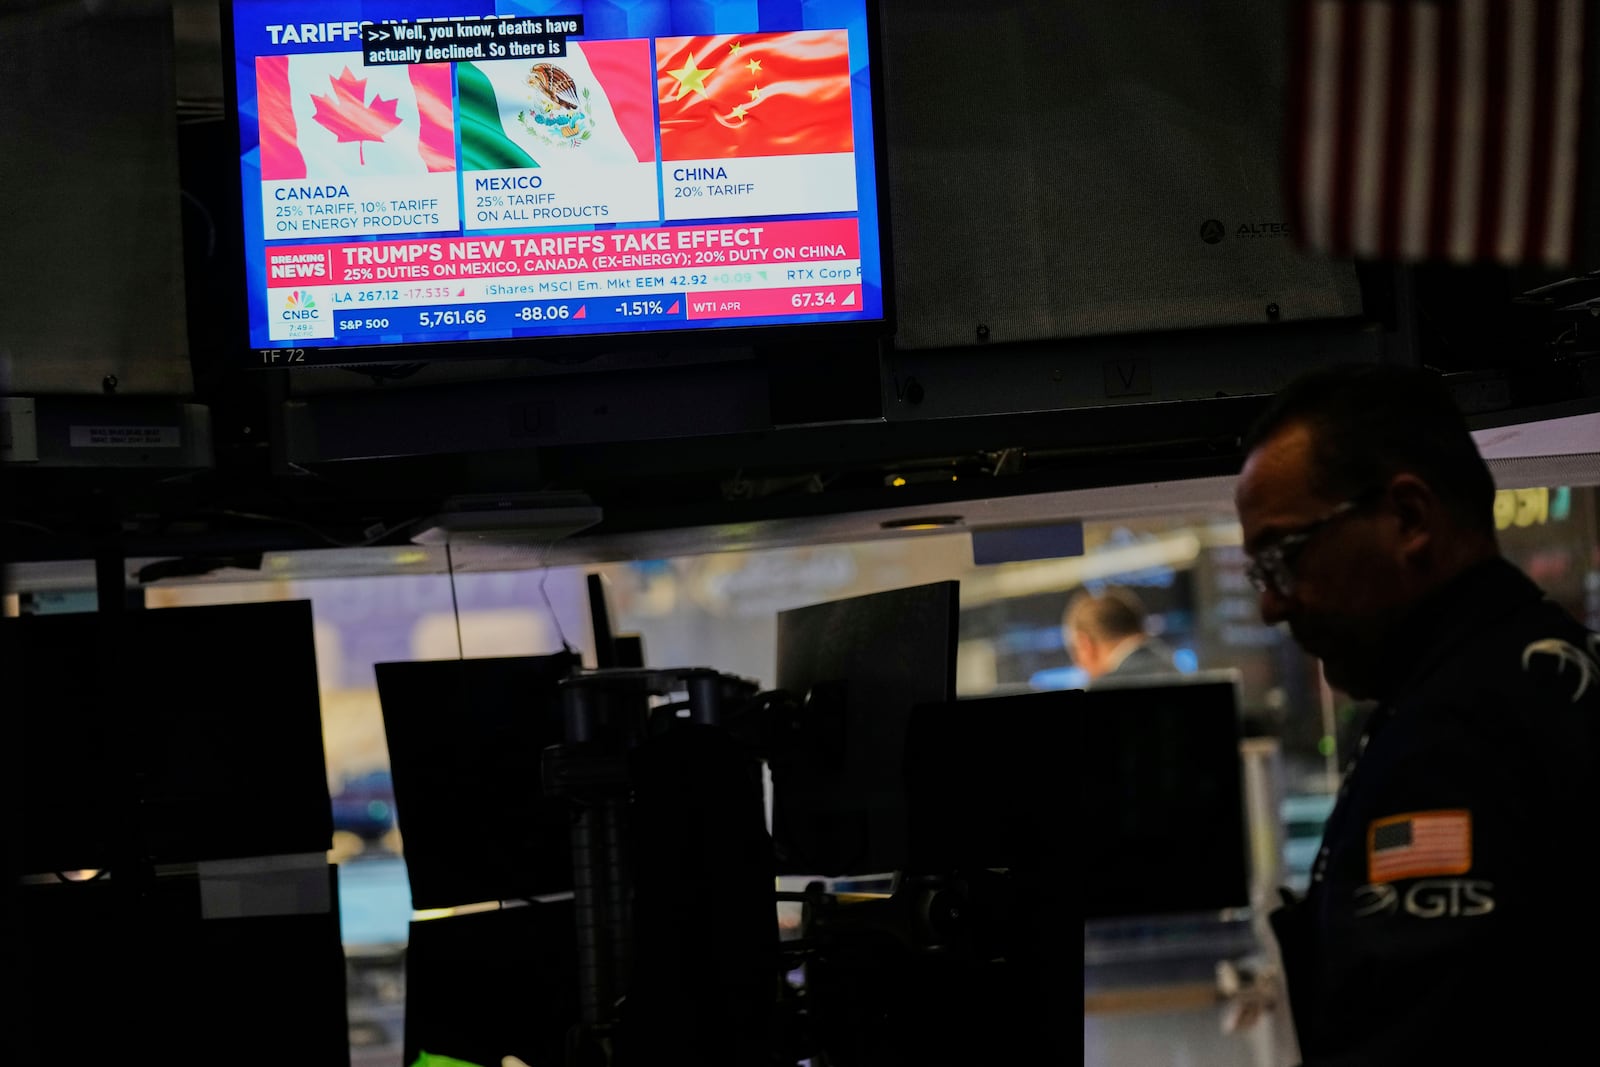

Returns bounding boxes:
[8,601,333,873]
[403,902,579,1067]
[771,580,958,876]
[903,689,1082,877]
[18,869,347,1061]
[375,651,578,909]
[906,676,1251,920]
[1081,675,1251,919]
[586,570,643,669]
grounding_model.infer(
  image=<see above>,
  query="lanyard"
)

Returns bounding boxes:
[1312,704,1393,886]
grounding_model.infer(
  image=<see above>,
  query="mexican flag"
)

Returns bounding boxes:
[656,31,855,161]
[256,53,454,179]
[458,40,658,173]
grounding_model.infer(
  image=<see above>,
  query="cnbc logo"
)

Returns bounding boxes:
[283,290,320,320]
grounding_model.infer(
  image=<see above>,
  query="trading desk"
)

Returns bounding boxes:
[1085,946,1298,1067]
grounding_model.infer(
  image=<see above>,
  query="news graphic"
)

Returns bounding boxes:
[458,41,659,229]
[233,1,884,360]
[657,32,858,220]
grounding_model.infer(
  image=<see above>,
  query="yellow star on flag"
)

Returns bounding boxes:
[748,84,761,100]
[747,58,762,75]
[731,104,748,121]
[668,55,713,100]
[729,41,743,54]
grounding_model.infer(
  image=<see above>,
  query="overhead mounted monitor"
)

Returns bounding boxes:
[222,0,890,367]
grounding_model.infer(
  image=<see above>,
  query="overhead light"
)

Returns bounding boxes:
[885,469,960,488]
[880,516,964,531]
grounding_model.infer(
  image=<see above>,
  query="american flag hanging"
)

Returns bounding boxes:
[1288,0,1590,267]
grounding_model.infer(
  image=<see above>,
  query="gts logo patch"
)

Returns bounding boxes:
[1354,879,1495,920]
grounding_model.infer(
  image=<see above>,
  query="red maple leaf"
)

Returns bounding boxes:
[310,67,402,165]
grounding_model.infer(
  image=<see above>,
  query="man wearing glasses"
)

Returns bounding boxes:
[1233,363,1599,1064]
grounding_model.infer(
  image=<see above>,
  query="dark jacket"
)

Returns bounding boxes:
[1100,639,1179,681]
[1271,558,1600,1065]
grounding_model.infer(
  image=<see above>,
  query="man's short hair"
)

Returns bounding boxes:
[1064,586,1148,643]
[1241,363,1497,535]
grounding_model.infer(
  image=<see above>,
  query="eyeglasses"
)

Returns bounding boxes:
[1244,497,1375,598]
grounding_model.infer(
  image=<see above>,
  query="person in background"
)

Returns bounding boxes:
[1233,362,1600,1065]
[1061,585,1178,683]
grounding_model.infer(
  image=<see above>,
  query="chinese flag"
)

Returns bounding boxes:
[657,31,854,161]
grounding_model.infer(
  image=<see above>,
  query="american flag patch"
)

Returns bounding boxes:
[1367,810,1473,884]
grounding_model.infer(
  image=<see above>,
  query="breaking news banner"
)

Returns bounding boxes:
[260,219,862,342]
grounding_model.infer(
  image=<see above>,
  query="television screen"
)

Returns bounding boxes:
[223,0,888,366]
